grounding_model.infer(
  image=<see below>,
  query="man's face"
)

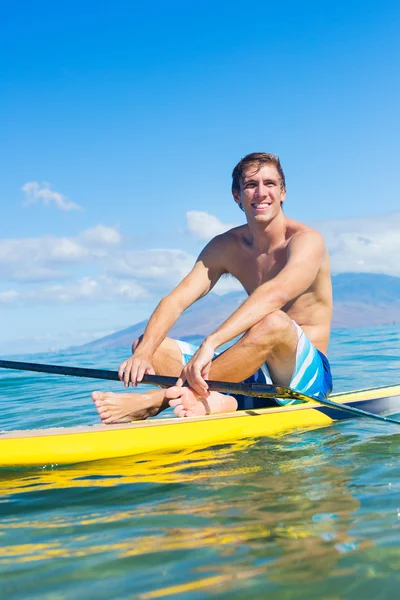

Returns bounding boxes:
[234,164,286,223]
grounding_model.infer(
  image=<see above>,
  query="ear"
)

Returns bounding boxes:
[280,187,286,206]
[232,189,241,206]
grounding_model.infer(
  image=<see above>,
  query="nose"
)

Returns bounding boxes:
[254,183,266,198]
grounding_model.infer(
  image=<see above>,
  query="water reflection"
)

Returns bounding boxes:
[2,429,397,599]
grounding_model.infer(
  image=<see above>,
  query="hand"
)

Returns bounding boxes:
[177,339,216,397]
[118,351,155,387]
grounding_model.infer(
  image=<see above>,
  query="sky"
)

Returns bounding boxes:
[1,0,400,355]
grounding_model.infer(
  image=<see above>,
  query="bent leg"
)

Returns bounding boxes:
[169,312,297,418]
[132,335,184,377]
[277,328,332,405]
[207,314,332,408]
[208,311,298,386]
[93,314,298,423]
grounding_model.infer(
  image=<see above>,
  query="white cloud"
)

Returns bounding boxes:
[47,238,88,262]
[186,211,239,242]
[0,225,121,282]
[0,276,149,306]
[3,210,400,317]
[112,249,196,286]
[188,209,400,277]
[9,267,69,283]
[80,225,121,247]
[0,290,20,303]
[314,211,400,276]
[21,181,83,212]
[213,275,244,295]
[0,226,194,300]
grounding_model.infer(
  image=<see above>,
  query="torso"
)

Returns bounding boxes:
[220,218,332,355]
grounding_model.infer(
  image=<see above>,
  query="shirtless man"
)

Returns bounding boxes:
[92,152,333,423]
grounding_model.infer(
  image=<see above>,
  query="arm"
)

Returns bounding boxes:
[208,230,326,348]
[181,230,326,394]
[119,235,228,386]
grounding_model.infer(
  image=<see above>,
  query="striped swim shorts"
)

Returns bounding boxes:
[174,322,332,409]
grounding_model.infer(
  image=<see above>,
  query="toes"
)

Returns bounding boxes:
[173,404,187,418]
[92,391,111,405]
[103,415,117,424]
[179,388,192,401]
[165,386,183,399]
[168,398,182,407]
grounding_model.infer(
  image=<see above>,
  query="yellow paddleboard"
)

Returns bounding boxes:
[1,385,399,468]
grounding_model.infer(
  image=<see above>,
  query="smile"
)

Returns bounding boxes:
[251,202,271,210]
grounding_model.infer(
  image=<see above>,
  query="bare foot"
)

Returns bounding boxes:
[92,390,164,424]
[166,386,209,417]
[166,386,238,418]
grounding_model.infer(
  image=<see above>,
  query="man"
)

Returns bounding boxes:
[92,152,333,423]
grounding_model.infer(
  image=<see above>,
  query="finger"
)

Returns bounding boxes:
[118,361,127,381]
[136,364,147,384]
[190,368,208,397]
[188,381,206,397]
[201,362,212,381]
[124,363,133,387]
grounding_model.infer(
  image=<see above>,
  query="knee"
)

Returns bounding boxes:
[247,311,293,345]
[131,335,143,354]
[132,335,177,356]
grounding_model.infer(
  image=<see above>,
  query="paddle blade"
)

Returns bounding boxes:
[307,394,400,426]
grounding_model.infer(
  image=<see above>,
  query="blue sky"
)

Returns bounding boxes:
[1,0,400,354]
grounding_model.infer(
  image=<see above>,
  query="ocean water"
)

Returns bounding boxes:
[1,325,400,599]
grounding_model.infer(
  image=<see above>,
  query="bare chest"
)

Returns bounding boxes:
[228,247,288,294]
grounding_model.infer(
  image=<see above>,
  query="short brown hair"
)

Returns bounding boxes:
[231,152,286,194]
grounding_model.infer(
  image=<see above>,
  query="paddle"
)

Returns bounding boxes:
[1,359,399,425]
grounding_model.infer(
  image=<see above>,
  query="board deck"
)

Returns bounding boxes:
[1,385,400,468]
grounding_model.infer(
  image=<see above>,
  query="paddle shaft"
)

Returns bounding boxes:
[0,359,282,391]
[1,359,399,425]
[0,359,121,382]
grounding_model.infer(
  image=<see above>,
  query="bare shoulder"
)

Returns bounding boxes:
[197,225,247,269]
[200,225,248,252]
[285,218,326,250]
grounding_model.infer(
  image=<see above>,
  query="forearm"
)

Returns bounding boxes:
[137,296,185,355]
[207,285,287,349]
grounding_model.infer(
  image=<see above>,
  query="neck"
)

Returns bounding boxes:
[247,210,286,252]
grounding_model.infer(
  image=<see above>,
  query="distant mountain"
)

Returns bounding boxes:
[78,292,246,350]
[79,273,400,350]
[332,272,400,303]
